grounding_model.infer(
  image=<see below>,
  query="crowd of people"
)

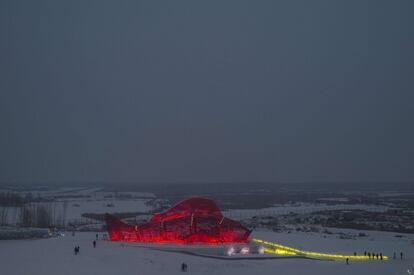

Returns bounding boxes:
[363,251,385,260]
[346,250,404,265]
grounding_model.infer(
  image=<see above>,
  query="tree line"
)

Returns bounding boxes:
[0,192,68,228]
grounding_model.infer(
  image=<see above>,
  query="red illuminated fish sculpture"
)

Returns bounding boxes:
[105,197,250,244]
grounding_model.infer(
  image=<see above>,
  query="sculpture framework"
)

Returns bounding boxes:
[105,197,251,244]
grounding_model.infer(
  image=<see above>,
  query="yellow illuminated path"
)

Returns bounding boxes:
[252,239,388,261]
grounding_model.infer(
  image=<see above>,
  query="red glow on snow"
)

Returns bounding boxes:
[105,197,250,245]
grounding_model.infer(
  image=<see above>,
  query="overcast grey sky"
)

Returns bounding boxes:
[0,1,413,184]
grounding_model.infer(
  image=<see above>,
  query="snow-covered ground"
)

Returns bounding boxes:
[223,203,389,219]
[0,188,155,225]
[1,187,413,274]
[62,199,152,220]
[0,230,412,275]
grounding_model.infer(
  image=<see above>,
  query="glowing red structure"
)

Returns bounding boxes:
[105,197,250,244]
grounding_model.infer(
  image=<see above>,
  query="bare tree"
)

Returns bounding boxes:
[62,201,68,228]
[36,204,52,228]
[20,204,33,227]
[0,207,8,225]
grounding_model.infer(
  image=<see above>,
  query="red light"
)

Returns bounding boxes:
[106,197,250,245]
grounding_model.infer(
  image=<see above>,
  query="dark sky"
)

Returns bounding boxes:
[1,1,413,184]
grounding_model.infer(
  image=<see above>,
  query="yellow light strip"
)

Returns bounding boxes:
[253,239,388,261]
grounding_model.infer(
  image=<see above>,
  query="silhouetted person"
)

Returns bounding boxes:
[93,240,96,248]
[376,253,379,260]
[364,251,367,256]
[346,258,349,265]
[354,252,357,256]
[380,253,383,260]
[96,233,98,240]
[181,262,187,272]
[401,252,403,260]
[74,246,77,255]
[368,252,371,259]
[372,252,375,259]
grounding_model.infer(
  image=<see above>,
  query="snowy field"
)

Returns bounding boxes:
[1,187,413,274]
[0,188,155,225]
[223,203,389,219]
[0,187,398,225]
[0,230,412,275]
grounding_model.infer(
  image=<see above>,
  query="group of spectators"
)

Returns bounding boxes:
[363,251,385,260]
[346,251,404,265]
